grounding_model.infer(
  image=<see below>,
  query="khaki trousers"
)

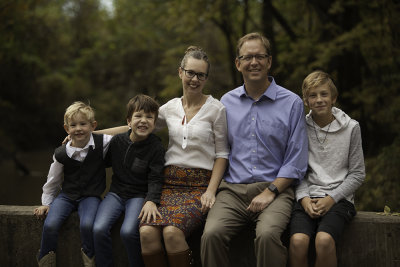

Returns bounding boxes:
[201,180,294,267]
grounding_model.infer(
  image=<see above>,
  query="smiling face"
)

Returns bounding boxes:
[235,39,272,84]
[305,83,337,121]
[179,57,208,96]
[127,109,156,142]
[64,112,97,148]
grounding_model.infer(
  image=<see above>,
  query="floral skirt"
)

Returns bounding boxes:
[140,165,211,236]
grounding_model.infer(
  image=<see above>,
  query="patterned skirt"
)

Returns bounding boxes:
[140,165,211,237]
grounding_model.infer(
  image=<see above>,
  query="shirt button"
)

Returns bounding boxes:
[253,166,256,169]
[252,150,255,153]
[252,117,255,120]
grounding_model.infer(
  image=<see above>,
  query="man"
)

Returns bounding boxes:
[201,32,308,267]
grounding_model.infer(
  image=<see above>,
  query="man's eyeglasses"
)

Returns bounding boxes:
[181,68,208,81]
[238,54,270,62]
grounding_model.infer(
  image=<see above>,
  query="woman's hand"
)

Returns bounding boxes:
[201,190,216,213]
[62,135,71,144]
[34,205,49,219]
[139,201,162,223]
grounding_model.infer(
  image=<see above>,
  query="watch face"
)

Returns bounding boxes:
[268,184,279,195]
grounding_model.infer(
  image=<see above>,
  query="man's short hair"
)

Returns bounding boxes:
[236,32,272,57]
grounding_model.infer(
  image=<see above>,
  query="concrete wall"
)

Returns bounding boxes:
[1,205,400,267]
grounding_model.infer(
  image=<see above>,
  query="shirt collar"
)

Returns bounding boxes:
[239,76,278,101]
[65,134,95,157]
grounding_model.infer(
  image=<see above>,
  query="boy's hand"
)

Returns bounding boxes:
[300,197,320,219]
[34,205,49,219]
[139,201,162,223]
[200,190,216,213]
[312,196,335,216]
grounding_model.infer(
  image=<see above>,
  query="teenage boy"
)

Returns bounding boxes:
[93,94,165,267]
[34,101,112,266]
[289,70,365,267]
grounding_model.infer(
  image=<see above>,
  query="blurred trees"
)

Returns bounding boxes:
[0,0,399,210]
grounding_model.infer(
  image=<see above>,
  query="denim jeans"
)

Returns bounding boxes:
[93,192,145,267]
[39,192,100,259]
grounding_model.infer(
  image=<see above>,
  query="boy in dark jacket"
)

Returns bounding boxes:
[93,94,165,267]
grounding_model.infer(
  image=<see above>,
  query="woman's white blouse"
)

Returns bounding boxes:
[157,96,229,170]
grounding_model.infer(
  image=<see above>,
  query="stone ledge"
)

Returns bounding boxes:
[1,206,399,266]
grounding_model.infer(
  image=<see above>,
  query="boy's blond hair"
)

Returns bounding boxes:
[302,70,338,102]
[64,101,95,125]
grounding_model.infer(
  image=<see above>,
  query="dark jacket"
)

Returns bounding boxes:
[107,130,165,204]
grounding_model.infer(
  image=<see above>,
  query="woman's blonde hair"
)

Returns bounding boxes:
[180,46,210,74]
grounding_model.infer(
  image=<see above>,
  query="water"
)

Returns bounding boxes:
[0,148,113,205]
[0,148,55,205]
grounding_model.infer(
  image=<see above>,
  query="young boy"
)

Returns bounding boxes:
[34,101,112,266]
[289,71,366,267]
[92,94,165,267]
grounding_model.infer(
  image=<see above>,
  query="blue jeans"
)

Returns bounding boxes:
[39,192,100,259]
[93,192,145,267]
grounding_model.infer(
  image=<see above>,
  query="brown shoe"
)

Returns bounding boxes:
[167,249,194,267]
[142,250,168,267]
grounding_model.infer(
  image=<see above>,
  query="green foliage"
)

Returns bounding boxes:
[356,138,400,211]
[1,0,399,209]
[376,205,400,216]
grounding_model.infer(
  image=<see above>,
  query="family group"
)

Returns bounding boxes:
[34,32,365,267]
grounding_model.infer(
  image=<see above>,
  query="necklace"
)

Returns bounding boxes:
[312,118,333,146]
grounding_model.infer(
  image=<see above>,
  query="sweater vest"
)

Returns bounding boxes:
[54,134,106,200]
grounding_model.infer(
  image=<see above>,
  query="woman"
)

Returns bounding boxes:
[139,46,229,267]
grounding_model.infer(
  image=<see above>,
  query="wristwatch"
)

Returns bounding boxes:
[267,183,280,196]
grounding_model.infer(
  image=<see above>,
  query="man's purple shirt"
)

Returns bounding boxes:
[221,77,308,184]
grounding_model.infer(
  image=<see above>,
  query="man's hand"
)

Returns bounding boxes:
[34,205,49,219]
[300,197,320,219]
[139,201,162,223]
[247,190,275,213]
[312,196,335,216]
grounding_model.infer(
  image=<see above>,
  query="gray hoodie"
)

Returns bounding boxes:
[295,107,365,204]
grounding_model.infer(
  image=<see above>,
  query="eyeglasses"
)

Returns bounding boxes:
[237,54,270,62]
[181,68,208,81]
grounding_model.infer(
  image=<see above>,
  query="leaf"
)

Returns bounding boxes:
[384,205,391,214]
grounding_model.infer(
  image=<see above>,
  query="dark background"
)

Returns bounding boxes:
[1,0,399,211]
